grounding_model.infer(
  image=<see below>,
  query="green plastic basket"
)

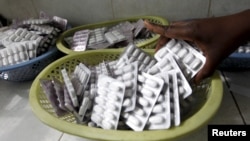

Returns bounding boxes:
[29,49,223,141]
[56,16,169,55]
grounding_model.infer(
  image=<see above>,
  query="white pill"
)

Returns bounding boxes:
[132,49,140,57]
[159,59,169,68]
[91,114,102,124]
[2,58,9,66]
[110,84,122,92]
[141,87,155,98]
[80,72,88,83]
[107,103,118,111]
[24,33,32,40]
[124,81,133,88]
[134,107,146,116]
[171,44,182,53]
[122,73,134,81]
[107,93,120,101]
[178,87,185,95]
[152,104,165,113]
[15,28,23,35]
[122,99,132,107]
[29,51,35,59]
[95,96,105,105]
[177,48,188,58]
[149,115,165,124]
[138,97,151,107]
[123,65,135,72]
[143,56,151,64]
[97,88,107,96]
[166,39,177,48]
[145,79,159,88]
[156,48,166,59]
[184,53,194,64]
[102,120,115,129]
[157,95,165,102]
[138,53,145,61]
[190,59,202,70]
[127,115,142,126]
[93,105,103,113]
[126,45,135,54]
[104,111,116,120]
[163,64,173,71]
[148,67,160,75]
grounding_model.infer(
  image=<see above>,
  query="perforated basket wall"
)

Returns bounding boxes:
[29,49,223,141]
[56,16,169,55]
[0,47,64,81]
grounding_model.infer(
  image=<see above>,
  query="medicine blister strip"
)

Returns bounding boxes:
[39,79,68,117]
[168,71,181,126]
[114,61,138,112]
[72,63,91,97]
[87,27,109,49]
[120,44,157,72]
[61,68,79,108]
[104,29,126,44]
[91,74,126,130]
[52,78,68,111]
[155,39,206,80]
[0,44,29,67]
[124,72,164,131]
[21,18,51,25]
[30,24,54,34]
[146,72,171,130]
[71,29,89,51]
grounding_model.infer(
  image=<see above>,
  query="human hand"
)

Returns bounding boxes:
[144,10,250,84]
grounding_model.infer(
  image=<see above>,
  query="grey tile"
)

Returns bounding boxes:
[60,133,94,141]
[177,79,244,141]
[112,0,210,21]
[222,70,250,124]
[209,0,250,17]
[0,80,62,141]
[32,0,114,26]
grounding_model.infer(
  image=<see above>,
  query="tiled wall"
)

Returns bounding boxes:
[0,0,249,26]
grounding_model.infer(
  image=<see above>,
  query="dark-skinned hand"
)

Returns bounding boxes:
[144,9,250,84]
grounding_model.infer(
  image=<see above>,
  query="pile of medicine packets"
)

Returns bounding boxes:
[0,14,68,68]
[64,19,154,51]
[40,39,206,131]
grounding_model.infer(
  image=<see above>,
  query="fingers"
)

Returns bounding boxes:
[192,57,217,85]
[144,20,195,41]
[155,36,169,52]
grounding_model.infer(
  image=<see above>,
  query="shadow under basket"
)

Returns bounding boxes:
[0,47,64,82]
[29,49,223,141]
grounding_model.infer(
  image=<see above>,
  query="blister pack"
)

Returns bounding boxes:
[155,39,206,80]
[168,71,181,126]
[61,68,79,108]
[113,61,138,112]
[72,63,91,97]
[91,74,126,130]
[146,72,171,130]
[0,44,29,67]
[71,29,89,51]
[104,29,126,45]
[118,44,157,71]
[124,72,164,131]
[39,78,67,117]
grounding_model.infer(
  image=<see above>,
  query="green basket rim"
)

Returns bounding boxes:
[29,49,223,141]
[56,15,169,55]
